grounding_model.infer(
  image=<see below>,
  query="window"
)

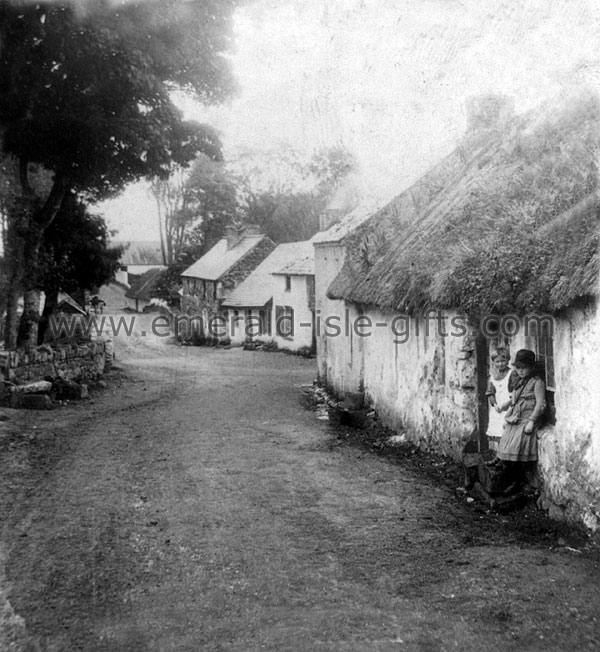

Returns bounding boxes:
[535,330,555,391]
[259,309,272,336]
[275,305,294,338]
[306,276,315,308]
[284,275,291,291]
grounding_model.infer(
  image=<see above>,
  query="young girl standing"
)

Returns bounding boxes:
[497,349,546,490]
[485,348,514,450]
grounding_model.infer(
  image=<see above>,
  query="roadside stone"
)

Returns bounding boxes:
[9,393,53,410]
[52,379,88,401]
[10,380,53,394]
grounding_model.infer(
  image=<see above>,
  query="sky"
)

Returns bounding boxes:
[99,0,600,241]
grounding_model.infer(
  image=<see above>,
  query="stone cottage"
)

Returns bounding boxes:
[125,267,164,313]
[317,91,600,529]
[114,240,165,287]
[220,240,314,351]
[180,225,275,336]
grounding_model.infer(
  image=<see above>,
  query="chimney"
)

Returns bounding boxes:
[319,208,343,231]
[319,176,361,231]
[243,223,260,236]
[225,223,261,249]
[465,94,514,134]
[225,224,244,249]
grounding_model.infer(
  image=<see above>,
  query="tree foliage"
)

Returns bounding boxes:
[0,0,237,347]
[40,194,122,299]
[236,145,357,243]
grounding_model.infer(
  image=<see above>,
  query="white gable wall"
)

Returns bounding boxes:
[314,243,363,395]
[272,274,314,352]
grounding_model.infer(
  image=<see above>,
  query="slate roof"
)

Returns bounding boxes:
[221,242,310,308]
[125,268,163,301]
[181,235,268,281]
[116,241,164,266]
[272,240,315,275]
[56,292,86,315]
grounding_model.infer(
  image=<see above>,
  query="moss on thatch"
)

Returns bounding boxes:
[329,90,600,315]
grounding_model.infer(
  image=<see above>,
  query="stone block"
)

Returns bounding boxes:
[343,392,364,411]
[52,379,88,400]
[10,380,53,394]
[10,393,53,410]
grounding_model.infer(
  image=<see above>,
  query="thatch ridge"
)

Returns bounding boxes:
[329,90,600,315]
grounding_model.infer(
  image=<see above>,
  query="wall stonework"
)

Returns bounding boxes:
[181,238,276,319]
[0,341,106,385]
[533,305,600,530]
[358,309,478,458]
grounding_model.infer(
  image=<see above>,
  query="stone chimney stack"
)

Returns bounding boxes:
[225,224,244,249]
[465,94,514,134]
[319,208,343,231]
[318,175,361,231]
[225,223,261,249]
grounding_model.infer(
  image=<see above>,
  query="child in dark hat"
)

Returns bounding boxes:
[495,349,546,493]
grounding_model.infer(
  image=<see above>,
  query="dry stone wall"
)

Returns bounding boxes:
[0,341,106,385]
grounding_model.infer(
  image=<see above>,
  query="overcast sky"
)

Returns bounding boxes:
[100,0,600,241]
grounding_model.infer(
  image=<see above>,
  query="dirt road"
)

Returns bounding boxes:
[1,313,600,651]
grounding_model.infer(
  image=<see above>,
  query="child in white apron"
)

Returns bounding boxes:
[485,348,514,450]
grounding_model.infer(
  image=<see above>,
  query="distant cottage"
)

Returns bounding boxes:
[180,225,276,337]
[316,91,600,529]
[114,240,165,287]
[221,240,315,351]
[125,268,164,313]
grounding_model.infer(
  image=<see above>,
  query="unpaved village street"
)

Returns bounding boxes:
[1,315,600,652]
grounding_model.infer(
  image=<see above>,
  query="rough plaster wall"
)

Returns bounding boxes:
[273,275,314,351]
[534,306,600,530]
[315,244,354,395]
[360,309,477,458]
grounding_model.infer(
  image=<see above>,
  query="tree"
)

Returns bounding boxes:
[36,195,122,342]
[148,152,237,265]
[151,154,238,304]
[236,145,357,243]
[0,0,236,347]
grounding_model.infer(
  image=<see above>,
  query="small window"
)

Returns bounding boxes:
[536,331,555,391]
[284,275,291,291]
[275,305,294,338]
[528,319,556,391]
[259,309,272,336]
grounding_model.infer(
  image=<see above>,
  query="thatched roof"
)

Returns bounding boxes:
[329,90,600,315]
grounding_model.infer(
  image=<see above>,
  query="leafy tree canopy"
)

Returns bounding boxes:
[0,0,236,200]
[40,193,122,298]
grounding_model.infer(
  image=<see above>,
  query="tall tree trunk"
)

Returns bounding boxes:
[18,288,41,349]
[3,197,29,349]
[4,165,69,349]
[39,289,58,344]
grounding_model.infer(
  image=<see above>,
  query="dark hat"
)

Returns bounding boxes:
[513,349,536,368]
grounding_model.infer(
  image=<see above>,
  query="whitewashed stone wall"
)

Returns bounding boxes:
[358,309,478,458]
[532,305,600,530]
[315,243,364,395]
[272,274,314,352]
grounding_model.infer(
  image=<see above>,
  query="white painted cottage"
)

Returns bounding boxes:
[317,92,600,529]
[221,240,315,352]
